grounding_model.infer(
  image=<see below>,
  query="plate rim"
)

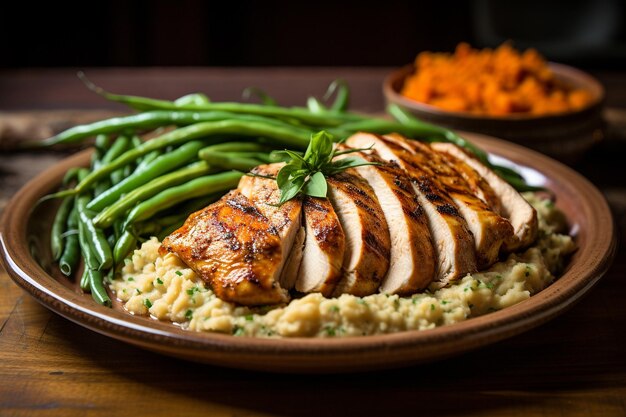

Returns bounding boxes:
[0,133,617,371]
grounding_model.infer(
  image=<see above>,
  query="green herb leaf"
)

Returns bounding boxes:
[275,130,378,205]
[302,171,327,198]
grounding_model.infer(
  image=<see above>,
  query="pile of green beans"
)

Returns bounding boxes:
[44,78,536,307]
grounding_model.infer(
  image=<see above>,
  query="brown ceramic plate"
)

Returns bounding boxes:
[384,63,606,163]
[0,133,616,373]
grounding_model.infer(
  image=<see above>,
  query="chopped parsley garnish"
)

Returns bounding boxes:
[430,304,435,311]
[186,287,199,296]
[185,309,193,320]
[135,288,142,295]
[357,299,368,306]
[175,270,183,277]
[245,314,254,321]
[127,277,134,282]
[143,299,152,308]
[329,305,340,313]
[156,277,164,285]
[441,300,450,305]
[232,325,245,336]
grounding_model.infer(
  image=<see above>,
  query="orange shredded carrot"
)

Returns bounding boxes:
[401,43,593,116]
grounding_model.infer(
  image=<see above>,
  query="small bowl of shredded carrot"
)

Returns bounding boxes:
[384,43,605,162]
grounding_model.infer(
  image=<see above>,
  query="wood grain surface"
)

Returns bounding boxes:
[1,68,625,416]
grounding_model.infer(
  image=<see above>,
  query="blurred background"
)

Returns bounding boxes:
[1,0,625,69]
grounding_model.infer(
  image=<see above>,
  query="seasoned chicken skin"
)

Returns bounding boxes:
[238,164,303,289]
[160,191,289,305]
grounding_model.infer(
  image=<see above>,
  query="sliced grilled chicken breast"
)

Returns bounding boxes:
[385,134,513,268]
[160,191,289,305]
[335,142,435,294]
[238,163,303,289]
[295,197,345,296]
[430,142,538,251]
[326,171,391,296]
[347,133,476,283]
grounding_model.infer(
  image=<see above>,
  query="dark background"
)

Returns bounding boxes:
[1,0,625,69]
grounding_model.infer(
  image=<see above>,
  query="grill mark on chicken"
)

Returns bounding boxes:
[348,133,476,283]
[294,196,345,296]
[430,142,537,251]
[237,164,303,290]
[160,190,289,305]
[340,137,436,293]
[385,134,514,268]
[327,171,391,296]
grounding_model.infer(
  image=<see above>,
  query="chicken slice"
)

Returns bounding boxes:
[238,163,303,289]
[326,171,391,296]
[335,143,435,294]
[384,134,513,268]
[347,133,476,283]
[430,142,538,251]
[295,196,345,297]
[160,190,289,306]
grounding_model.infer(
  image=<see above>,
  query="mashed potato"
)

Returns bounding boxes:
[109,193,575,338]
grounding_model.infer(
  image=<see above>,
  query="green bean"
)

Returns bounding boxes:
[160,194,221,220]
[152,195,221,240]
[93,161,213,228]
[76,195,113,270]
[123,171,243,228]
[51,197,74,260]
[94,178,112,197]
[157,223,184,241]
[101,135,131,184]
[80,267,90,291]
[242,87,277,106]
[62,168,82,186]
[78,76,363,126]
[198,142,270,154]
[175,93,211,106]
[59,234,79,276]
[113,230,137,265]
[136,149,161,171]
[36,110,316,148]
[62,120,311,198]
[95,134,111,153]
[324,79,350,112]
[113,219,123,241]
[88,269,112,307]
[199,151,265,171]
[386,103,490,163]
[307,96,327,114]
[131,135,143,148]
[59,206,80,276]
[90,147,103,170]
[107,233,116,249]
[88,140,208,211]
[77,210,100,271]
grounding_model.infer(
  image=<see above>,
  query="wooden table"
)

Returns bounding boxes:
[1,68,625,417]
